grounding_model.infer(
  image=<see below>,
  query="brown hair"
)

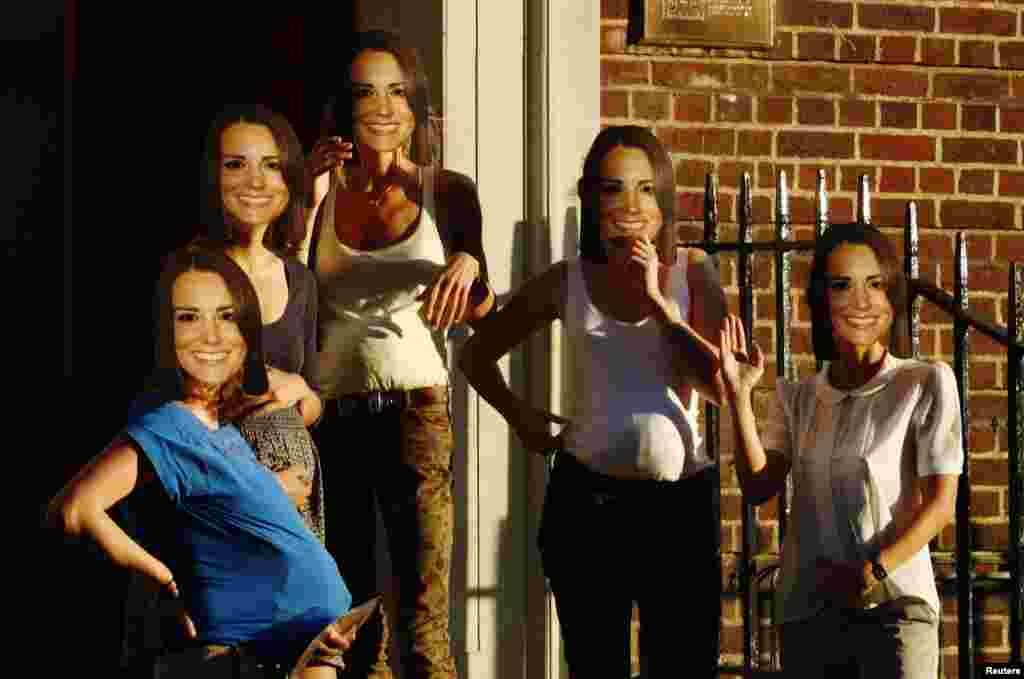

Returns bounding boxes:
[806,222,907,362]
[319,30,435,167]
[149,242,268,409]
[577,125,677,265]
[199,104,309,256]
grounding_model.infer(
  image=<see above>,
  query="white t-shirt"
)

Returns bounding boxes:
[761,353,964,622]
[560,257,710,481]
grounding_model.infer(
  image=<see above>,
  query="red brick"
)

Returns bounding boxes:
[921,168,955,194]
[601,0,628,19]
[600,25,627,53]
[840,165,877,191]
[942,138,1017,165]
[719,161,755,189]
[874,198,935,227]
[856,68,928,98]
[778,131,854,158]
[860,4,935,31]
[731,64,771,92]
[1000,42,1024,69]
[798,164,837,191]
[971,487,1001,517]
[797,98,835,126]
[757,161,794,189]
[940,8,1017,36]
[602,59,649,85]
[880,35,917,64]
[922,38,955,66]
[881,102,918,129]
[840,99,875,127]
[798,32,835,60]
[1000,171,1024,197]
[940,201,1017,229]
[970,456,1011,489]
[676,159,715,188]
[840,34,875,62]
[633,90,670,120]
[960,170,996,195]
[778,0,853,28]
[768,31,794,60]
[676,191,705,221]
[934,74,1010,100]
[996,232,1024,259]
[964,105,998,132]
[657,127,735,155]
[881,167,915,193]
[966,233,994,260]
[758,97,792,124]
[974,522,1009,551]
[715,93,752,123]
[774,65,851,95]
[861,134,936,162]
[739,130,772,156]
[968,423,998,454]
[652,62,727,89]
[1001,106,1024,133]
[674,94,711,123]
[923,103,957,130]
[602,90,629,118]
[960,41,996,68]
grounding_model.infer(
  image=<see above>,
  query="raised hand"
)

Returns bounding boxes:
[719,314,764,401]
[308,136,353,180]
[627,236,669,310]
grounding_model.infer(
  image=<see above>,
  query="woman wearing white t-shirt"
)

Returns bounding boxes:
[459,125,727,677]
[720,223,962,678]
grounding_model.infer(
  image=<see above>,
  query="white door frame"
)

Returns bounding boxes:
[444,3,599,678]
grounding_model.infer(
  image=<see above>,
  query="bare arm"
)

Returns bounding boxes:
[870,474,957,581]
[48,437,175,587]
[457,262,565,453]
[719,314,792,505]
[424,170,495,328]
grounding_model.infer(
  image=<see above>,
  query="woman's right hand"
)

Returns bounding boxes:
[308,136,353,179]
[719,314,764,401]
[511,408,567,455]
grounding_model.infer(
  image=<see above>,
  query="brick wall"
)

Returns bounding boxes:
[600,0,1021,674]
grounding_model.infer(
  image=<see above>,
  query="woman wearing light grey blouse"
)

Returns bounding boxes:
[720,222,962,678]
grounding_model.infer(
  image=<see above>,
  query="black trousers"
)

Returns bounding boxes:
[539,452,721,678]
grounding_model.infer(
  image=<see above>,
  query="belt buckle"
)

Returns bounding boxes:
[368,390,385,415]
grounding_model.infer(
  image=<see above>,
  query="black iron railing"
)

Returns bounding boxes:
[681,171,1022,678]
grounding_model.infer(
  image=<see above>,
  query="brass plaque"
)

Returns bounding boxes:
[633,0,774,50]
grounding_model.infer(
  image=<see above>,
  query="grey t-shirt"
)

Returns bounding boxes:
[263,256,318,390]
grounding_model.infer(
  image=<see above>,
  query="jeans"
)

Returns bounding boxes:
[538,451,721,678]
[780,598,939,679]
[315,394,456,679]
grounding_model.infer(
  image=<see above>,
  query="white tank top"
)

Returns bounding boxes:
[313,166,450,398]
[561,257,709,481]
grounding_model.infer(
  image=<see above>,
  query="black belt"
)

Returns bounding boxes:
[328,385,448,417]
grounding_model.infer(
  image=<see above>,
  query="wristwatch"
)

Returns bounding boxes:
[869,557,888,582]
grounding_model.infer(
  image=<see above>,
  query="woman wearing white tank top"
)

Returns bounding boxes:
[302,31,493,679]
[460,126,727,677]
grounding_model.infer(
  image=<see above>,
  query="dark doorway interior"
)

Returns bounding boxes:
[60,6,355,673]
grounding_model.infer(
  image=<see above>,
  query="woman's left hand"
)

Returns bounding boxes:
[420,252,480,330]
[629,237,669,311]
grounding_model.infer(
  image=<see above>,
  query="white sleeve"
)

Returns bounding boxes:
[759,380,795,461]
[912,361,965,477]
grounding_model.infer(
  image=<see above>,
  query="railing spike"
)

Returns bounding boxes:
[857,173,871,225]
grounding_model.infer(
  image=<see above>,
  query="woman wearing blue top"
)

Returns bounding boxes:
[48,245,353,676]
